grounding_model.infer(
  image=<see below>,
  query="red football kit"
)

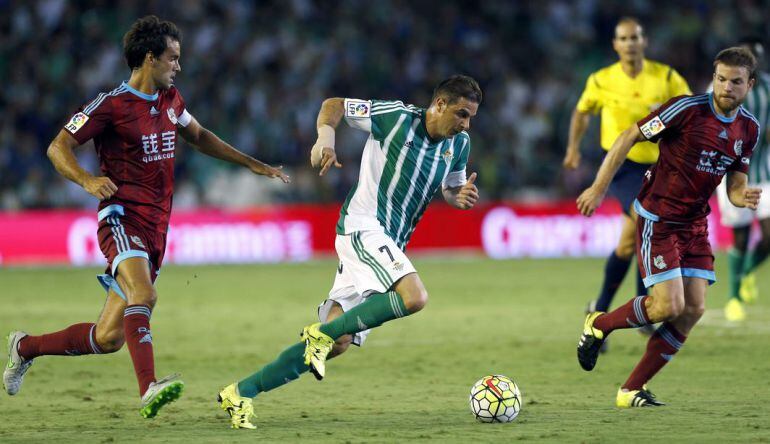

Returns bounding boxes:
[63,82,191,297]
[634,93,759,287]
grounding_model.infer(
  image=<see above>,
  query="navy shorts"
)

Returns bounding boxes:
[608,158,650,216]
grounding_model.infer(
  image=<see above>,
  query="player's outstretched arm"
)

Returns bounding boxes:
[311,98,345,176]
[577,125,644,216]
[563,109,591,170]
[726,171,762,210]
[47,130,118,200]
[178,117,289,183]
[443,172,479,210]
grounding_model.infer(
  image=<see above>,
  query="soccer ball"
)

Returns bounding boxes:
[469,375,522,423]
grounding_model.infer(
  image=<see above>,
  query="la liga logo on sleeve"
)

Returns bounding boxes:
[345,100,371,118]
[640,116,666,139]
[65,112,89,133]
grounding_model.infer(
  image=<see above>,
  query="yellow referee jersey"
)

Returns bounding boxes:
[576,59,691,164]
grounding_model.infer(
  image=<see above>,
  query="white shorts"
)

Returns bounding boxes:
[317,230,416,346]
[716,181,770,227]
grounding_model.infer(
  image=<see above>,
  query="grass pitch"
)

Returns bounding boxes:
[1,256,768,443]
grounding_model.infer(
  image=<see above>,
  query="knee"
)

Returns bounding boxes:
[402,288,429,313]
[95,328,124,353]
[126,286,157,308]
[683,301,706,321]
[652,295,685,320]
[329,335,353,359]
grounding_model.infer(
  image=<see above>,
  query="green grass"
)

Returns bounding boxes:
[1,256,769,443]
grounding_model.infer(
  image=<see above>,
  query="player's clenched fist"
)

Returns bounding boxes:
[83,176,118,200]
[743,187,762,210]
[576,186,605,217]
[562,148,581,170]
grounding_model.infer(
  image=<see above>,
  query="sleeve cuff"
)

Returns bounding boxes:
[177,109,192,127]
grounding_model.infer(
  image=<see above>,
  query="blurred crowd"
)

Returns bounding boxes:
[2,0,768,210]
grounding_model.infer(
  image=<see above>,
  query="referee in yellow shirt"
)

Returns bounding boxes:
[564,17,691,343]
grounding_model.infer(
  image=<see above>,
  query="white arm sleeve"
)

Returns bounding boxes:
[343,98,372,132]
[177,109,192,127]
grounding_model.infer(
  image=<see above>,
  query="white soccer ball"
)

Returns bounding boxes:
[469,374,522,423]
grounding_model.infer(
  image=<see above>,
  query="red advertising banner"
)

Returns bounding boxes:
[0,199,733,266]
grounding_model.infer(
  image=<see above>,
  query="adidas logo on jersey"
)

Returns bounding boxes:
[150,106,160,116]
[403,140,414,149]
[718,128,728,140]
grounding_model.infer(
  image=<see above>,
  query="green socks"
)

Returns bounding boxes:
[319,292,409,339]
[727,249,745,300]
[238,342,307,398]
[742,248,769,275]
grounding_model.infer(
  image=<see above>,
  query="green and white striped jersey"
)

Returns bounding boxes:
[744,71,770,184]
[336,98,471,250]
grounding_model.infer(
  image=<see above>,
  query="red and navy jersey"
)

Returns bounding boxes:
[63,82,190,231]
[634,93,760,222]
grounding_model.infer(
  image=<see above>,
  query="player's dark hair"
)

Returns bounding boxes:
[714,47,758,80]
[432,75,482,105]
[615,16,644,37]
[123,15,182,70]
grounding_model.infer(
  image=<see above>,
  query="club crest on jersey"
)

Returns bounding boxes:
[442,148,454,165]
[733,140,743,156]
[654,255,667,270]
[65,112,89,133]
[640,116,665,139]
[345,100,371,118]
[167,107,178,125]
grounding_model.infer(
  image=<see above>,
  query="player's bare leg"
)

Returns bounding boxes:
[669,277,707,335]
[643,278,686,322]
[617,277,705,407]
[116,257,183,418]
[4,282,127,396]
[393,272,430,313]
[93,290,128,352]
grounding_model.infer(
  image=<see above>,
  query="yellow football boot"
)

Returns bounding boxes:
[577,312,606,371]
[739,273,758,304]
[218,383,256,429]
[724,298,746,322]
[300,323,334,380]
[616,386,665,408]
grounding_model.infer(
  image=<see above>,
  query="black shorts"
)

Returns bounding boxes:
[608,157,650,216]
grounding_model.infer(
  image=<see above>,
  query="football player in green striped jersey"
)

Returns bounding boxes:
[217,75,482,429]
[717,38,770,321]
